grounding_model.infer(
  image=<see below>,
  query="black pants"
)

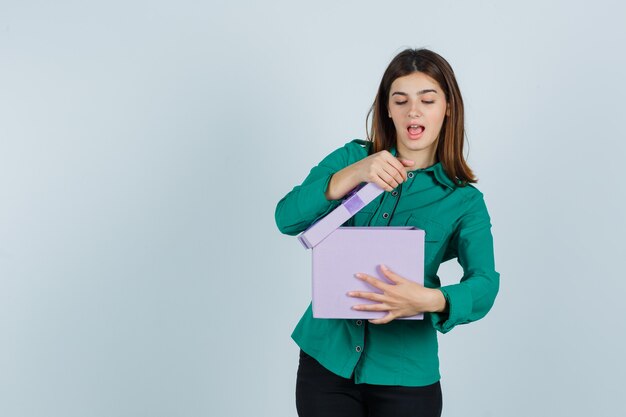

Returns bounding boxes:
[296,350,443,417]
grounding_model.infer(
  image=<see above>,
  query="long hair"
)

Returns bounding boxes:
[366,48,477,186]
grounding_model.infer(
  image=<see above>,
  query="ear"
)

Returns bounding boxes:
[446,103,451,117]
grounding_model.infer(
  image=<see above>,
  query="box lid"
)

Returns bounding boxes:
[297,182,384,249]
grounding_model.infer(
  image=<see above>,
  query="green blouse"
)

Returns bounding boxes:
[275,139,500,387]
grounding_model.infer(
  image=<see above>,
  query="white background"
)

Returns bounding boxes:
[1,1,625,416]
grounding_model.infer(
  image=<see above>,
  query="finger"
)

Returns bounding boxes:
[368,312,396,325]
[379,264,407,284]
[355,273,388,291]
[372,153,406,187]
[371,175,394,192]
[347,291,386,303]
[389,156,414,181]
[381,164,405,187]
[372,152,403,183]
[384,155,409,182]
[375,170,400,191]
[352,302,390,312]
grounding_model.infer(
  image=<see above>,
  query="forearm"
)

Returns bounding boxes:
[431,272,499,333]
[275,174,340,235]
[324,164,362,201]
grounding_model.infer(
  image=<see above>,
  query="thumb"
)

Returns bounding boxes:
[398,158,414,166]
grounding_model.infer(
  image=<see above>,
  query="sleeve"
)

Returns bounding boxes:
[274,141,364,236]
[430,190,500,334]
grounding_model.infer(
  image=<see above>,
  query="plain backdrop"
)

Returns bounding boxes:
[1,1,625,416]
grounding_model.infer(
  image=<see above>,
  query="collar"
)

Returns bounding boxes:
[390,146,457,190]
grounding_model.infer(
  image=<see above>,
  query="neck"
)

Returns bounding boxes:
[396,146,438,170]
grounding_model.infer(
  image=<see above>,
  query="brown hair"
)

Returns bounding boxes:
[366,48,477,186]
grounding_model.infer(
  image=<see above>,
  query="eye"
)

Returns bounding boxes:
[394,101,407,105]
[422,100,435,104]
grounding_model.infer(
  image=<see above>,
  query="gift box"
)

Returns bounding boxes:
[297,183,425,319]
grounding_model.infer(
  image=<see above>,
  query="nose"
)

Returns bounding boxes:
[408,102,421,118]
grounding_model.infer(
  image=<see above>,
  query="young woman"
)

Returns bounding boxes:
[275,48,500,417]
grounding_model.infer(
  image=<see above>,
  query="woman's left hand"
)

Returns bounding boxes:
[348,264,447,325]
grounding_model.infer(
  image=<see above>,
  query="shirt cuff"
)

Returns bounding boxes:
[430,284,473,334]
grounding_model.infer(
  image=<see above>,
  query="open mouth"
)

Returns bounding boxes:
[407,125,425,135]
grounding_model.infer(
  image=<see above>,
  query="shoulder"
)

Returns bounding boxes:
[457,183,484,201]
[454,183,492,220]
[318,139,371,167]
[347,138,372,149]
[343,139,371,158]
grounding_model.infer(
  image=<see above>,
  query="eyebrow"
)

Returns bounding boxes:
[391,89,438,96]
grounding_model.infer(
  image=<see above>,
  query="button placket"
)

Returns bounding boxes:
[371,192,396,226]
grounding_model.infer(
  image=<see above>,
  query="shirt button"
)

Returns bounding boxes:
[356,320,363,326]
[408,172,414,178]
[391,191,398,197]
[355,346,362,353]
[382,213,389,219]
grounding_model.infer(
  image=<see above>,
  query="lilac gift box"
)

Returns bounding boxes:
[297,183,425,320]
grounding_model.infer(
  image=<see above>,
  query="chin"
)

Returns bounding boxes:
[403,138,435,151]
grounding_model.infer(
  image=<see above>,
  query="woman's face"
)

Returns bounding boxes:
[387,71,449,162]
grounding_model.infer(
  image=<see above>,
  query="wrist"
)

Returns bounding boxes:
[429,289,447,313]
[325,164,361,201]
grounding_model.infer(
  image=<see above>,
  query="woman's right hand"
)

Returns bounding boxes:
[325,151,414,200]
[353,151,415,192]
